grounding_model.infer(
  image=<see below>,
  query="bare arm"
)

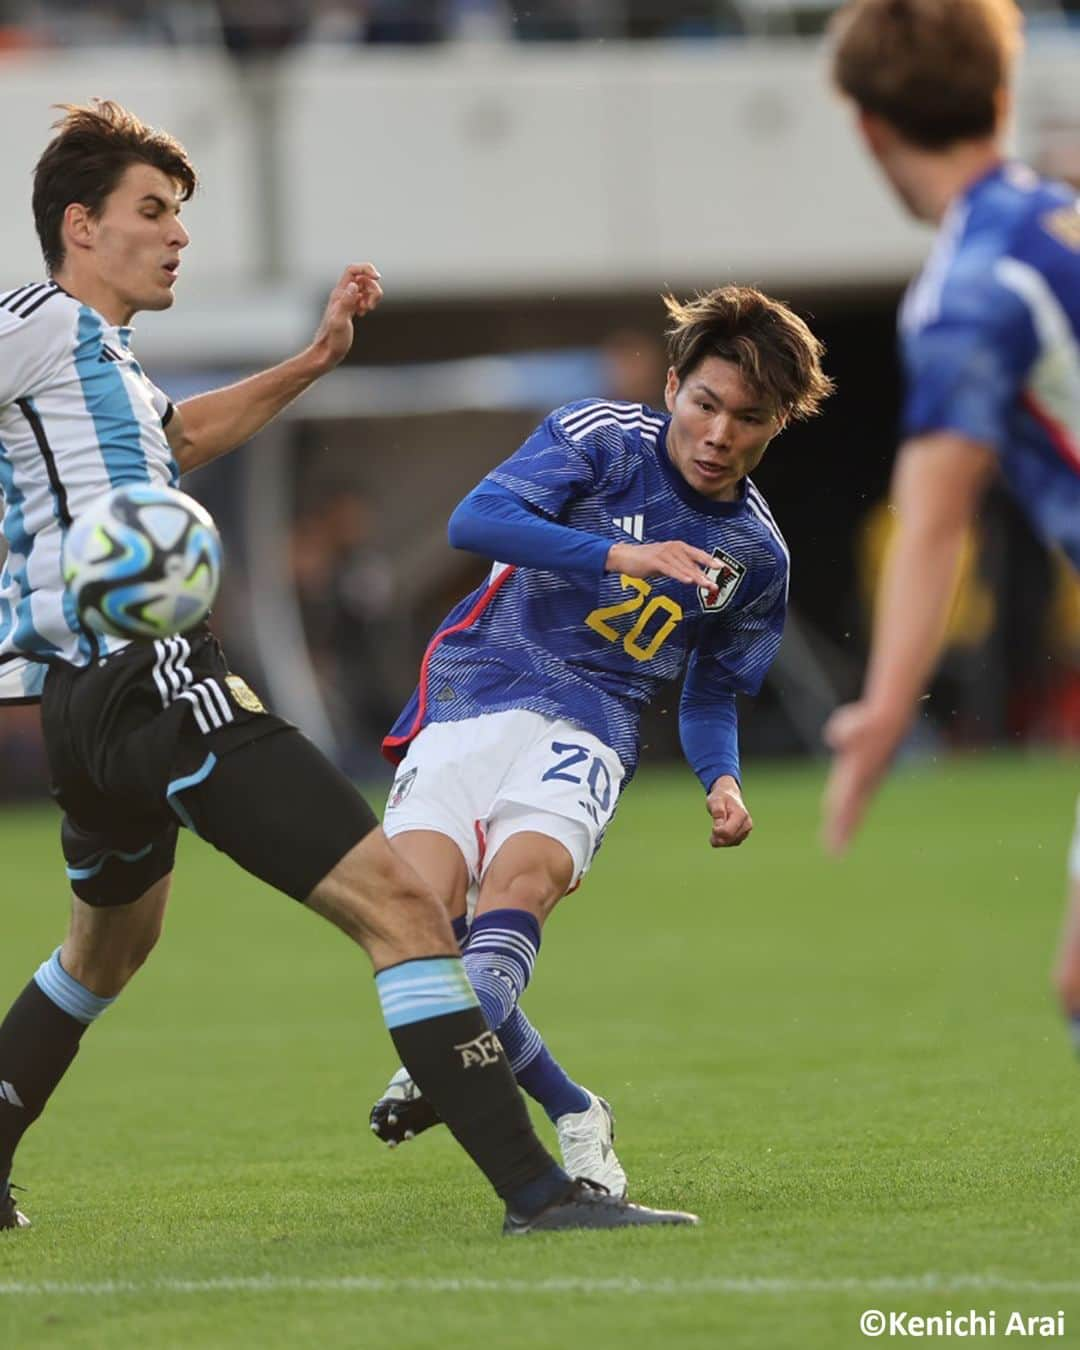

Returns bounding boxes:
[821,432,997,854]
[167,264,382,474]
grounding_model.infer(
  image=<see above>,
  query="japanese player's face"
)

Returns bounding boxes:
[75,163,190,321]
[663,357,784,501]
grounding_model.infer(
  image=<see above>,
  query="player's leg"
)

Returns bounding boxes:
[1052,797,1080,1046]
[465,717,626,1080]
[369,829,470,1143]
[206,745,692,1227]
[178,731,581,1219]
[1,640,191,1213]
[368,827,608,1166]
[0,840,175,1230]
[470,830,627,1197]
[379,713,628,1189]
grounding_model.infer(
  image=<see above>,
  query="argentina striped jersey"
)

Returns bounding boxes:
[0,282,178,703]
[900,162,1080,569]
[385,399,788,775]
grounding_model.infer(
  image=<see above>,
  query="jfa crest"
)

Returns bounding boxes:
[388,767,417,809]
[698,547,747,613]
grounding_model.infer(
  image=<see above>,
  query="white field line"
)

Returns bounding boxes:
[1,1275,1080,1298]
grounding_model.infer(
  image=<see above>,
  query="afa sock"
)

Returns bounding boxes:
[500,1011,591,1122]
[451,914,470,948]
[0,950,115,1179]
[375,956,569,1212]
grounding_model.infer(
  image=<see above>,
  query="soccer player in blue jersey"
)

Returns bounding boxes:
[0,100,697,1235]
[820,2,1080,1042]
[370,286,834,1189]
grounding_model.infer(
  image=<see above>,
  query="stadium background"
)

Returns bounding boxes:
[1,6,1079,1348]
[1,0,1079,791]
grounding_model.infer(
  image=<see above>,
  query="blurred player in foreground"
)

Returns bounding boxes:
[371,286,833,1189]
[0,100,697,1235]
[820,1,1080,1041]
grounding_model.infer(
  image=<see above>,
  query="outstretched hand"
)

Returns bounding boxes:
[308,263,384,374]
[820,700,908,856]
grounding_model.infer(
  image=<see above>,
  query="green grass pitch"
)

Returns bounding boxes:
[1,753,1078,1349]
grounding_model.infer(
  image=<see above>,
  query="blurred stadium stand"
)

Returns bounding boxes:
[1,1,1079,49]
[1,5,1078,793]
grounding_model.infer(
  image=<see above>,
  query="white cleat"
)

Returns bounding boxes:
[555,1091,628,1199]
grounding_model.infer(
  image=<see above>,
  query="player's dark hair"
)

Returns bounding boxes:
[33,99,197,274]
[663,286,833,422]
[829,0,1021,150]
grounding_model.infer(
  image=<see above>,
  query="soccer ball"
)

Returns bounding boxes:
[63,483,223,640]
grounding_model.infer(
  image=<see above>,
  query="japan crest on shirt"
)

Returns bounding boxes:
[698,547,747,613]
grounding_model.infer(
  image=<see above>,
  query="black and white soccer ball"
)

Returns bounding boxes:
[62,483,223,640]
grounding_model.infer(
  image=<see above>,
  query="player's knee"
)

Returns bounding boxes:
[61,876,171,997]
[482,868,567,922]
[307,829,455,961]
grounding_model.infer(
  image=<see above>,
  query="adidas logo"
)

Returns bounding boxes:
[0,1081,23,1109]
[612,514,644,542]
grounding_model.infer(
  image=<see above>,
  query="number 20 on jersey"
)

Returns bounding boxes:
[584,574,683,662]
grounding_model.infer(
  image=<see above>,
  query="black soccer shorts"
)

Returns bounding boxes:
[40,627,378,906]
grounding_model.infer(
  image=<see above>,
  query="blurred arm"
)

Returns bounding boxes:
[862,432,995,718]
[822,431,996,852]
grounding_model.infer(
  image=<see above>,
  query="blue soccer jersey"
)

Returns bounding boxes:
[900,162,1080,569]
[384,399,789,776]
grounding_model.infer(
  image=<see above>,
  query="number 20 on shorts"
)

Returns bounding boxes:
[584,574,683,661]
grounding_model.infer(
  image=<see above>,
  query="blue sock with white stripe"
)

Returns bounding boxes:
[463,908,540,1031]
[0,950,114,1181]
[374,954,569,1210]
[463,909,590,1121]
[501,1013,591,1122]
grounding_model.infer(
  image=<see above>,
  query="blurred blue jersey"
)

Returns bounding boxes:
[900,162,1080,568]
[384,400,788,775]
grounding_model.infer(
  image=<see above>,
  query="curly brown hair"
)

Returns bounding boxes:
[33,99,197,273]
[829,0,1022,150]
[663,285,833,422]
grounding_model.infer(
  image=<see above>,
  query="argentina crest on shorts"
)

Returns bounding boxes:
[698,547,747,612]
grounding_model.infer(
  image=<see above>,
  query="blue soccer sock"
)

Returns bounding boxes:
[463,907,540,1030]
[1069,1013,1080,1056]
[463,909,591,1121]
[500,1009,591,1122]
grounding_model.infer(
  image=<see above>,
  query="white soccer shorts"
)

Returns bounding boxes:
[382,709,625,888]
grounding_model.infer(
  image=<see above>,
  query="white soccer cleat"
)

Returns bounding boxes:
[555,1092,628,1199]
